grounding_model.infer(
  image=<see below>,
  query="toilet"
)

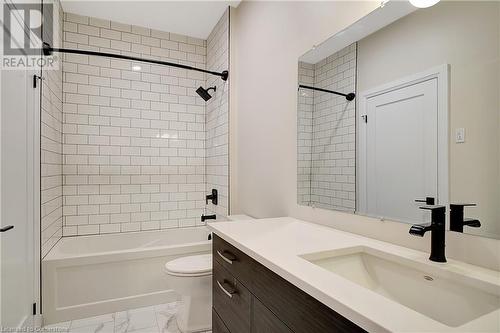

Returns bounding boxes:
[164,214,253,332]
[165,254,213,332]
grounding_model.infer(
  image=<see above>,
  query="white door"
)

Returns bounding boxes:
[359,78,440,223]
[0,1,40,328]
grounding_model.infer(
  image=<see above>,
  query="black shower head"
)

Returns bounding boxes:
[196,86,216,101]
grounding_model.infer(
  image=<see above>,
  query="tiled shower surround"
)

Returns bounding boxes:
[297,62,314,205]
[297,43,356,212]
[41,1,63,257]
[40,9,229,242]
[205,12,229,218]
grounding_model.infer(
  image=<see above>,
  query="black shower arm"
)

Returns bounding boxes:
[298,84,355,101]
[42,42,229,81]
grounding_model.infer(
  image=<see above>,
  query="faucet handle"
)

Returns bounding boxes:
[415,197,435,205]
[450,203,476,209]
[419,205,446,211]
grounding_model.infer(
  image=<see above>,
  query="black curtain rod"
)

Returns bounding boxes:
[298,84,355,101]
[42,42,228,81]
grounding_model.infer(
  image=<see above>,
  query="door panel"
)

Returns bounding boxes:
[0,0,40,326]
[364,78,438,223]
[1,66,36,329]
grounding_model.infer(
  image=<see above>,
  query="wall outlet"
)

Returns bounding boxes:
[455,128,465,143]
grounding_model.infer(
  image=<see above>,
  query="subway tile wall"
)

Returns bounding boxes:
[60,11,229,236]
[297,62,314,205]
[297,43,356,212]
[206,10,229,216]
[41,0,63,257]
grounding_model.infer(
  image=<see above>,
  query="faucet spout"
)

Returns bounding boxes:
[409,224,432,237]
[464,218,481,228]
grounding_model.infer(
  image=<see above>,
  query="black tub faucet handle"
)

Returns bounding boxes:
[206,189,218,205]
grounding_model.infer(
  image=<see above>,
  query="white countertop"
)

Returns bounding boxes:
[208,217,500,333]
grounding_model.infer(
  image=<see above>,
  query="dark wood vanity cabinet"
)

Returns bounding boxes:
[212,234,366,333]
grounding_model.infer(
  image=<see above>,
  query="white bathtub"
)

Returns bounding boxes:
[42,227,212,324]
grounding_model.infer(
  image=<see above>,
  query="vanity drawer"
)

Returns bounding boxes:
[252,297,293,333]
[212,309,230,333]
[251,260,366,333]
[213,234,254,287]
[213,259,251,333]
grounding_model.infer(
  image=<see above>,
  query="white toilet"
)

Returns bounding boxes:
[164,253,212,332]
[164,214,253,332]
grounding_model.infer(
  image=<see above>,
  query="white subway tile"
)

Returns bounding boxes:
[89,17,110,28]
[60,11,230,235]
[100,28,121,40]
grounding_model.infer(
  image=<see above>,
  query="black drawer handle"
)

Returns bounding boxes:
[217,250,237,264]
[0,225,14,232]
[217,280,236,298]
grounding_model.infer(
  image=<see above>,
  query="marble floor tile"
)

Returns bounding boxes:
[155,304,179,333]
[43,301,191,333]
[69,321,114,333]
[70,314,114,330]
[115,305,158,333]
[41,321,71,332]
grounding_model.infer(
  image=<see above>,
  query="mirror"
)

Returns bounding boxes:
[296,0,500,240]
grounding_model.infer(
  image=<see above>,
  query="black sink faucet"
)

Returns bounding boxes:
[450,203,481,233]
[409,205,446,263]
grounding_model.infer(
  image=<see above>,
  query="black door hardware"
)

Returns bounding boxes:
[415,197,435,205]
[450,203,481,233]
[206,189,218,205]
[33,75,43,88]
[0,225,14,232]
[201,214,216,222]
[409,205,446,263]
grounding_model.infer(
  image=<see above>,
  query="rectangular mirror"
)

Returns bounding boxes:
[296,0,500,240]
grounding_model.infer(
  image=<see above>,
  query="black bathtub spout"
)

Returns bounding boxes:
[201,214,216,222]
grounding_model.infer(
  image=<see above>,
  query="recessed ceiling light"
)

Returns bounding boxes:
[132,65,142,71]
[409,0,440,8]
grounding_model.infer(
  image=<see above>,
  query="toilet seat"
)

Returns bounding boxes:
[165,254,212,277]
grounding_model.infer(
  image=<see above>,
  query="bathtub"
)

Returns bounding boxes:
[42,226,212,324]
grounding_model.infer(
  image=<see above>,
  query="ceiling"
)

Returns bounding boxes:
[60,0,241,39]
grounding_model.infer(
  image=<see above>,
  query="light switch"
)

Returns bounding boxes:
[455,128,465,143]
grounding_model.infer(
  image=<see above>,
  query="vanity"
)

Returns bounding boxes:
[211,232,364,333]
[209,218,500,332]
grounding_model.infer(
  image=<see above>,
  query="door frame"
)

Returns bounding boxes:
[357,64,449,217]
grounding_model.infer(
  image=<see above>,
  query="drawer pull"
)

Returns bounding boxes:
[217,250,236,264]
[216,280,236,298]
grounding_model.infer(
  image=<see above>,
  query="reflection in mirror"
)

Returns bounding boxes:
[296,1,500,240]
[297,44,357,212]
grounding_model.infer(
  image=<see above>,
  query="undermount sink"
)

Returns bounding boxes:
[300,246,500,327]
